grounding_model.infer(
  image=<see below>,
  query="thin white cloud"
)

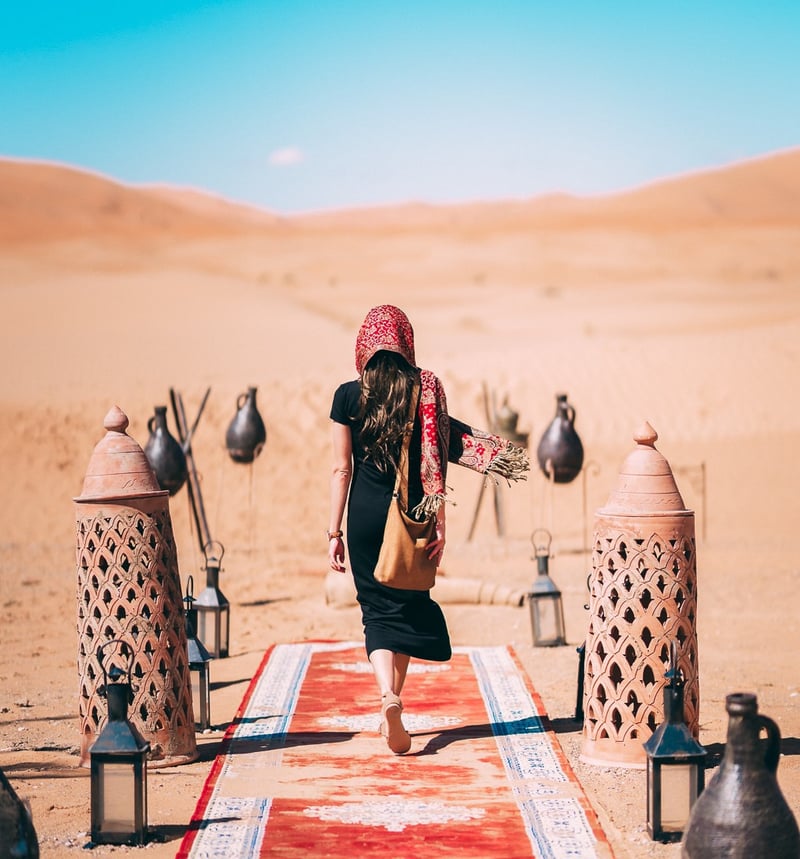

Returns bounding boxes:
[269,146,304,167]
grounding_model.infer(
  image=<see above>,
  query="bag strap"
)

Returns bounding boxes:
[393,378,420,510]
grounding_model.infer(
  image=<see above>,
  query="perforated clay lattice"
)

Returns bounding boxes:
[583,528,699,765]
[581,423,699,767]
[76,503,196,765]
[74,407,196,767]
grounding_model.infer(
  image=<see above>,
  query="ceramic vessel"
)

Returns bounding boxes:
[75,406,197,768]
[225,387,266,463]
[536,393,583,483]
[0,767,38,857]
[144,405,187,496]
[682,693,800,858]
[496,398,519,435]
[495,397,529,446]
[581,422,699,767]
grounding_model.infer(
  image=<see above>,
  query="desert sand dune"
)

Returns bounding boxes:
[1,148,799,857]
[0,158,277,244]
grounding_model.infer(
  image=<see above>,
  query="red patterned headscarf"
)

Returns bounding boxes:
[355,304,416,375]
[355,305,528,516]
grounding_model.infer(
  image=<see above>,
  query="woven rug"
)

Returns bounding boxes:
[177,642,614,858]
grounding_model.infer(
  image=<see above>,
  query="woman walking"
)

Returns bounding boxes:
[328,305,528,754]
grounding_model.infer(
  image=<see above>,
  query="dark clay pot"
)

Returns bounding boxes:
[0,767,38,858]
[536,393,584,484]
[495,398,520,436]
[682,693,800,858]
[144,406,188,495]
[225,387,267,463]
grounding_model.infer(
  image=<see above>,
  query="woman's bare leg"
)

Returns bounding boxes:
[369,650,411,695]
[394,653,411,695]
[369,649,396,695]
[369,649,412,754]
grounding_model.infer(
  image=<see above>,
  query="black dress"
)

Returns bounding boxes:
[330,380,451,662]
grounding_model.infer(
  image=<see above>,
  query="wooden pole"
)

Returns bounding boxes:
[170,388,213,554]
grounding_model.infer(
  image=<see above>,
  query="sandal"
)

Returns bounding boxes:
[380,692,411,754]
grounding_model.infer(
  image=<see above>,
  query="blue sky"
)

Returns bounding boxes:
[1,1,798,213]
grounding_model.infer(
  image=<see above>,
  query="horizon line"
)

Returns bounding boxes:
[1,144,798,219]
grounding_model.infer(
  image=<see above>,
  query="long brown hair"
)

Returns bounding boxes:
[357,350,418,472]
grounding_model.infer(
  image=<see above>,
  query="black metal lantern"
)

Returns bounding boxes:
[89,641,150,846]
[643,641,706,842]
[526,529,567,647]
[194,540,229,659]
[184,576,213,732]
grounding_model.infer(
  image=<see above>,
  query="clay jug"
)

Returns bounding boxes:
[682,692,800,858]
[144,405,188,496]
[496,397,519,436]
[0,767,38,858]
[536,393,584,483]
[226,387,267,463]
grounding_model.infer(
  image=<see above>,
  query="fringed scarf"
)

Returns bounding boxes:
[355,305,529,518]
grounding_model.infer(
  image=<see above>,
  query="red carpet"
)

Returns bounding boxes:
[177,642,613,858]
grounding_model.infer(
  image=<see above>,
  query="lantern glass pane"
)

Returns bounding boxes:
[198,610,218,656]
[191,671,202,727]
[531,595,562,644]
[191,666,210,729]
[220,608,229,655]
[659,763,696,832]
[97,761,136,833]
[534,597,554,640]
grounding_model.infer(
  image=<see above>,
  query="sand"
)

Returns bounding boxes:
[1,150,799,857]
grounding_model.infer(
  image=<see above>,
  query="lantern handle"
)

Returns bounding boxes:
[203,539,225,565]
[97,639,133,693]
[184,574,195,607]
[531,528,552,558]
[665,639,685,686]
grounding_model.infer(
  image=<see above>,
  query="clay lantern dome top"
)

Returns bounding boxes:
[75,406,166,502]
[597,422,689,517]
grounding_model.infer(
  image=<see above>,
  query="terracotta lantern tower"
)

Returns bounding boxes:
[75,406,197,767]
[581,422,699,767]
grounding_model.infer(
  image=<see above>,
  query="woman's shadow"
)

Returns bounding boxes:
[411,716,549,756]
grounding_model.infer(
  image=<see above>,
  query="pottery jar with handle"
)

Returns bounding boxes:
[225,386,267,463]
[144,405,188,496]
[682,692,800,858]
[536,393,584,484]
